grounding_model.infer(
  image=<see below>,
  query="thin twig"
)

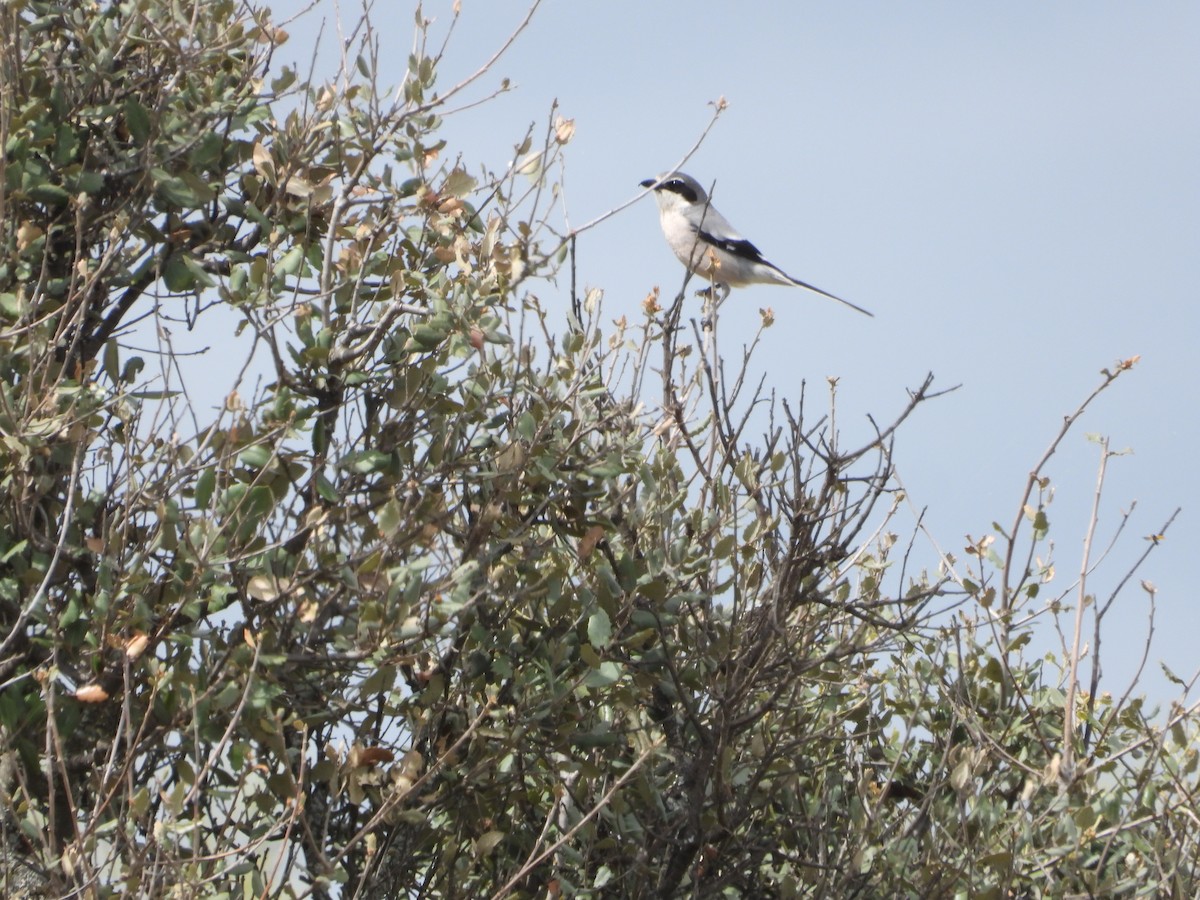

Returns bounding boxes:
[489,740,662,899]
[1061,436,1110,783]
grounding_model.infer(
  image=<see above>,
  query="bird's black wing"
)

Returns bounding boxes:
[695,227,769,264]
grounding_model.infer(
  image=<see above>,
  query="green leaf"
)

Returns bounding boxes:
[67,170,105,195]
[182,255,216,289]
[243,486,275,520]
[28,183,71,205]
[443,168,478,198]
[121,357,145,384]
[239,445,273,469]
[377,499,402,538]
[124,97,152,143]
[713,534,736,560]
[60,596,82,628]
[1032,509,1049,539]
[586,609,612,649]
[315,472,338,503]
[129,389,184,401]
[340,450,393,474]
[153,169,203,207]
[163,255,194,292]
[472,830,504,858]
[102,339,120,384]
[278,245,305,276]
[190,131,224,170]
[53,124,79,165]
[583,661,622,688]
[1,541,28,565]
[579,643,600,668]
[410,323,448,351]
[1161,663,1186,687]
[270,67,296,94]
[194,468,216,508]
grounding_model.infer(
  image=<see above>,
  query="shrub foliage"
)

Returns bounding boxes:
[0,2,1192,897]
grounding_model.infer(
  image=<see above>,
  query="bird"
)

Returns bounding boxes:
[639,171,872,316]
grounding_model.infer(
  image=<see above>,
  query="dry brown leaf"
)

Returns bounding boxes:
[578,524,606,560]
[356,747,394,768]
[252,142,275,183]
[17,222,44,252]
[125,633,150,660]
[76,684,109,703]
[554,116,576,145]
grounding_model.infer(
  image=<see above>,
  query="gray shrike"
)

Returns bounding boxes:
[640,172,872,317]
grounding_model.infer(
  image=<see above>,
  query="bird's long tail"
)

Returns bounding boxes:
[784,273,874,317]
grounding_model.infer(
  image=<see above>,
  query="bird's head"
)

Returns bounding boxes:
[639,171,708,213]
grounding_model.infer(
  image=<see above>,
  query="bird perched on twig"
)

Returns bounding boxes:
[640,171,872,316]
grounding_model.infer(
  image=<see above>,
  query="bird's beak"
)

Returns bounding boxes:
[639,178,656,189]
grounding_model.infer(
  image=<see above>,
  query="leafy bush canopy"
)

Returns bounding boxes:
[0,2,1191,897]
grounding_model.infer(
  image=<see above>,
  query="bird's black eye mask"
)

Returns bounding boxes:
[661,179,699,204]
[662,178,700,204]
[640,176,702,204]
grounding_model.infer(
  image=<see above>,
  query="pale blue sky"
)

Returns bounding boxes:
[262,1,1198,700]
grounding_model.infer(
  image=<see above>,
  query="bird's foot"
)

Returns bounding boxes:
[695,284,729,302]
[695,283,731,302]
[697,283,729,329]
